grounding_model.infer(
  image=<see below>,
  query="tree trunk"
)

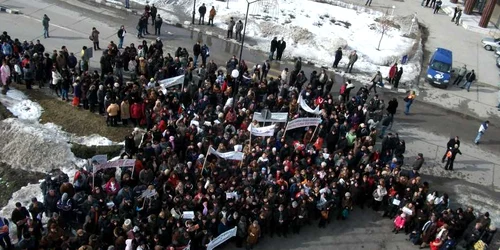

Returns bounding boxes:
[377,29,385,50]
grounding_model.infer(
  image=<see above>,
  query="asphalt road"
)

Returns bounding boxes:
[1,0,499,248]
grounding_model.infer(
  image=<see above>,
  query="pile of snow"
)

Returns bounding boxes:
[0,89,117,146]
[0,88,119,222]
[141,0,421,83]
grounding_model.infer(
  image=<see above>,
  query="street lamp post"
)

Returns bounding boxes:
[391,5,395,16]
[192,0,197,25]
[408,13,417,34]
[238,0,261,66]
[234,0,260,107]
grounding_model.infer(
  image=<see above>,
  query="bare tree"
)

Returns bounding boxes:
[376,11,392,51]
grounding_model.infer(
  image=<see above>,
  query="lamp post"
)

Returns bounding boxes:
[231,69,240,108]
[391,5,395,16]
[227,0,229,9]
[408,13,417,34]
[192,0,197,25]
[238,0,261,66]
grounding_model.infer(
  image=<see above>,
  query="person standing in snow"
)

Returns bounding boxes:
[227,17,235,39]
[276,38,287,61]
[346,50,358,73]
[209,6,216,26]
[0,60,11,95]
[235,20,243,42]
[388,63,397,84]
[394,67,403,89]
[198,3,207,25]
[269,37,278,60]
[333,47,342,68]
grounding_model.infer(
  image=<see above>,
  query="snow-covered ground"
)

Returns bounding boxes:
[132,0,422,84]
[0,88,117,222]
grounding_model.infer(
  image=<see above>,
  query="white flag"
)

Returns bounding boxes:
[248,124,275,137]
[298,95,321,115]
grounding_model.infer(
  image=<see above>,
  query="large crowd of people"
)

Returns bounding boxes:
[0,8,497,250]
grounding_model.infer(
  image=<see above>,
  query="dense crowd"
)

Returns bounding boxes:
[0,16,496,250]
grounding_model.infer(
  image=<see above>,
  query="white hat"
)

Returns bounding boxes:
[133,226,140,233]
[114,82,120,88]
[123,219,132,227]
[345,192,351,197]
[198,154,205,159]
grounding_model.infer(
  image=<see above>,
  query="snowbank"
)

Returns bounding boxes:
[0,88,117,146]
[140,0,421,83]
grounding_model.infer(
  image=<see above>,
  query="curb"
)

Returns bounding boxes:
[0,6,20,14]
[91,0,138,15]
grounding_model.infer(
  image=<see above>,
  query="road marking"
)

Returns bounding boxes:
[20,14,89,37]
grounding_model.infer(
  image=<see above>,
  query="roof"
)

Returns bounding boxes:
[433,48,453,63]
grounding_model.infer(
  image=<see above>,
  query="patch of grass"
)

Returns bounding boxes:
[14,85,130,142]
[71,144,123,159]
[0,162,44,208]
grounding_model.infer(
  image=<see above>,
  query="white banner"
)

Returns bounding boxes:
[248,124,275,137]
[93,159,136,173]
[208,147,244,161]
[253,112,288,123]
[286,117,322,131]
[207,227,237,250]
[298,95,321,115]
[159,75,185,93]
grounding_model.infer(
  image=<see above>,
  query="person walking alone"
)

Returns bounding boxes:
[451,6,459,22]
[460,69,476,92]
[433,0,442,14]
[453,64,467,85]
[368,71,382,94]
[474,120,489,144]
[198,3,207,25]
[346,50,358,73]
[444,144,461,171]
[117,25,126,49]
[227,17,235,39]
[90,27,101,50]
[455,9,462,25]
[42,14,50,38]
[403,90,416,115]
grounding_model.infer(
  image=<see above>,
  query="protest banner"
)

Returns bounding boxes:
[285,117,322,131]
[298,95,321,115]
[253,112,288,123]
[90,155,108,165]
[93,159,136,173]
[208,147,244,161]
[159,75,185,94]
[140,189,157,199]
[207,227,237,250]
[182,211,195,220]
[248,124,275,137]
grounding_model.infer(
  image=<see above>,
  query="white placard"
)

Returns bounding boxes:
[286,117,322,131]
[207,227,237,250]
[182,211,195,220]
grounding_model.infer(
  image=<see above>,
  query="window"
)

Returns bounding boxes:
[430,60,451,72]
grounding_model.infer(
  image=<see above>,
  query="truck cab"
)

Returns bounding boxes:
[426,48,453,88]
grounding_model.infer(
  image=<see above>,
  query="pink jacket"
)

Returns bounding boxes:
[394,215,405,229]
[0,65,10,85]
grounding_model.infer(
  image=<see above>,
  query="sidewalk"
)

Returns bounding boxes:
[440,0,499,34]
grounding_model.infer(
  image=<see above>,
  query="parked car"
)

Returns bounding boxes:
[496,57,500,68]
[496,46,500,56]
[481,37,500,51]
[427,48,453,88]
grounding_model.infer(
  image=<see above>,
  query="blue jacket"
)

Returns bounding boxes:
[0,217,9,238]
[1,43,12,56]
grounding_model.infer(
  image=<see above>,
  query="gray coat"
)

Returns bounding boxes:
[228,19,236,30]
[348,52,358,64]
[235,21,243,33]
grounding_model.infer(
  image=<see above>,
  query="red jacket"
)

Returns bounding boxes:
[104,179,120,195]
[130,103,143,119]
[388,65,397,79]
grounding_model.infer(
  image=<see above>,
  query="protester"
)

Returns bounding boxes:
[0,29,495,250]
